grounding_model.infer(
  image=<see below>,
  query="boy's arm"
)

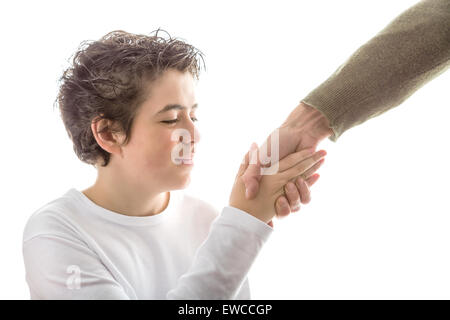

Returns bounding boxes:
[166,206,273,299]
[23,209,272,300]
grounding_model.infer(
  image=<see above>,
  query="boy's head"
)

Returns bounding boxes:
[56,29,205,191]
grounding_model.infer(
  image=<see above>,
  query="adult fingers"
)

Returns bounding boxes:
[278,147,315,172]
[280,150,326,182]
[306,173,320,187]
[298,157,325,182]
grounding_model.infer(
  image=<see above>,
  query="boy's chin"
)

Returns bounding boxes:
[169,174,192,190]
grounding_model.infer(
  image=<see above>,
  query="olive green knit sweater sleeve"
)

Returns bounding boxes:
[301,0,450,142]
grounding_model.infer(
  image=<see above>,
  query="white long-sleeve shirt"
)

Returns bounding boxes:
[22,188,273,299]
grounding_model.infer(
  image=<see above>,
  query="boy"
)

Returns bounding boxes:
[22,30,326,299]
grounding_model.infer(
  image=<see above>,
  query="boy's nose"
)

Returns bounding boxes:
[192,127,201,144]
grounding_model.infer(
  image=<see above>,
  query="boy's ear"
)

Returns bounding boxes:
[90,116,125,158]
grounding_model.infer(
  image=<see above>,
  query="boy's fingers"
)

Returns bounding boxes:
[295,177,311,204]
[283,173,320,208]
[258,138,271,168]
[236,148,250,178]
[275,197,291,218]
[276,174,321,218]
[242,179,259,199]
[284,182,301,211]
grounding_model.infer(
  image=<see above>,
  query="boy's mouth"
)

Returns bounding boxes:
[180,159,193,165]
[173,146,195,165]
[174,153,194,165]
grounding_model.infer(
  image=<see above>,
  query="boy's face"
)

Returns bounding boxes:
[117,68,200,191]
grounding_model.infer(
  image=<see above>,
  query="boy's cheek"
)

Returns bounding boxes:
[139,148,171,169]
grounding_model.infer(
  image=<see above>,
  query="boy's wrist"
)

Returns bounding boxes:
[228,202,269,224]
[225,205,273,228]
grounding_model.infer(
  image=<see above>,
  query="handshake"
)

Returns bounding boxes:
[228,102,332,227]
[229,143,326,226]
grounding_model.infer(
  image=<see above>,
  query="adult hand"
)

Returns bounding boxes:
[229,143,327,225]
[241,101,334,220]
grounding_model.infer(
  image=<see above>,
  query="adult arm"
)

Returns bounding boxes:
[300,0,450,142]
[243,0,450,204]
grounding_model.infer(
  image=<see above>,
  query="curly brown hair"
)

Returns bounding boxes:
[54,29,206,167]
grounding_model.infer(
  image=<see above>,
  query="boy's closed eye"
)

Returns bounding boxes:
[161,116,198,124]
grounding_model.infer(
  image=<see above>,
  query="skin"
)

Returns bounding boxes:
[82,69,200,217]
[242,102,334,221]
[82,68,320,223]
[229,144,326,224]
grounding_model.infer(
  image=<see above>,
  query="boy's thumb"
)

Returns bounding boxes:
[244,180,259,199]
[241,142,261,199]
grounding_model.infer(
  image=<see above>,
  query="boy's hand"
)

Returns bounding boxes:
[274,172,321,220]
[241,102,332,203]
[229,143,326,224]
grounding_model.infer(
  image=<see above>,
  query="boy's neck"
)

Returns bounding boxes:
[81,170,170,217]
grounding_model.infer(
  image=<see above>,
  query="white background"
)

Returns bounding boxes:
[1,0,449,299]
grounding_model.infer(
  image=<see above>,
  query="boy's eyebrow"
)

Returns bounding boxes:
[156,103,198,114]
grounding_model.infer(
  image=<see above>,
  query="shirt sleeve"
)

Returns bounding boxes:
[23,234,131,299]
[301,0,450,142]
[23,206,273,300]
[166,206,273,299]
